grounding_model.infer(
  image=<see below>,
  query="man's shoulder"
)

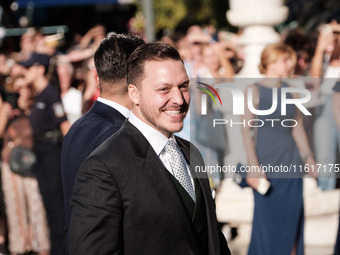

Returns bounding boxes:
[91,100,126,117]
[69,108,108,128]
[67,105,123,135]
[64,113,103,142]
[80,127,141,177]
[86,121,147,161]
[62,109,126,159]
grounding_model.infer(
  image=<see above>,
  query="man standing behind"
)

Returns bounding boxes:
[21,53,70,255]
[69,43,230,255]
[61,34,144,250]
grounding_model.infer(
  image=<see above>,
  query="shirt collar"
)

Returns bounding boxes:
[97,97,131,118]
[128,111,177,155]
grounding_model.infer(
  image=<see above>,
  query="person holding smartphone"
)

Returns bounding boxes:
[242,43,316,255]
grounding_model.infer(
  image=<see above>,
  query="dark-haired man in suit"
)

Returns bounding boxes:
[69,42,231,255]
[61,33,144,253]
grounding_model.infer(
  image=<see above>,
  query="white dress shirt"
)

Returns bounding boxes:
[97,97,131,118]
[128,111,195,190]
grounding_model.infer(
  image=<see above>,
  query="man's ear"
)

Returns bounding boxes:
[128,84,140,106]
[92,69,100,88]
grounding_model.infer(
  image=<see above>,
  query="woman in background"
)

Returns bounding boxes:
[242,43,316,255]
[194,43,234,187]
[198,43,234,79]
[311,20,340,190]
[0,76,50,255]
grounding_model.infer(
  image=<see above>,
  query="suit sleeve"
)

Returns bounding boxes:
[69,156,123,255]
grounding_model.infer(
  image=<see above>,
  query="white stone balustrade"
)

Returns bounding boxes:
[226,0,288,77]
[216,178,340,255]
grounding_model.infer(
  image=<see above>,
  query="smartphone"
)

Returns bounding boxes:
[256,178,271,195]
[4,92,19,109]
[233,163,271,195]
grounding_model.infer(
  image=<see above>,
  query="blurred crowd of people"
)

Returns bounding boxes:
[0,18,338,254]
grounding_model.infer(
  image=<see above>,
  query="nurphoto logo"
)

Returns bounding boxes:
[197,80,312,128]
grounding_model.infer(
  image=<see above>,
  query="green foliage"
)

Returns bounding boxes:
[181,0,212,24]
[136,0,233,34]
[154,0,187,32]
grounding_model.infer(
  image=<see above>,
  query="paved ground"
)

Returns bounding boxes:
[227,240,334,255]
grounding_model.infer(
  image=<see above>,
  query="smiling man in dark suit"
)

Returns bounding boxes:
[61,33,144,253]
[69,42,231,255]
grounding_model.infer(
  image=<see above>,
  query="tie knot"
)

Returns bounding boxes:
[164,139,178,154]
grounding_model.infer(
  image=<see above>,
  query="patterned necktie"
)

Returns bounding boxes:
[164,139,196,202]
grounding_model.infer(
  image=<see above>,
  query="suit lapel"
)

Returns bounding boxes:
[176,137,222,255]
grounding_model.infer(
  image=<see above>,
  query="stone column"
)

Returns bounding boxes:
[227,0,288,77]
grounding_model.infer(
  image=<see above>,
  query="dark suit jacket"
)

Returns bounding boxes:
[61,100,126,231]
[69,120,231,255]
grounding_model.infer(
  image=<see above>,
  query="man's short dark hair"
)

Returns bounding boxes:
[94,33,144,83]
[127,42,183,86]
